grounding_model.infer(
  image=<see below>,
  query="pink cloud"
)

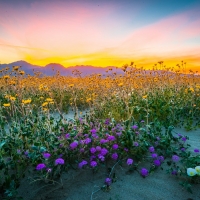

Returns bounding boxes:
[112,7,200,57]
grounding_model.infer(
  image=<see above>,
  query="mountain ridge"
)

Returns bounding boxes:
[0,60,124,76]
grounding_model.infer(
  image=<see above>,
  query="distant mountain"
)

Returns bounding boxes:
[0,60,125,76]
[1,60,194,77]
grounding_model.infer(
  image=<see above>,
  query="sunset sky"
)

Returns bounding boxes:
[0,0,200,71]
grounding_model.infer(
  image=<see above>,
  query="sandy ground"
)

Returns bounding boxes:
[16,126,200,200]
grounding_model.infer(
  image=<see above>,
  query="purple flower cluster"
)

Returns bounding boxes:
[194,148,200,153]
[127,158,133,165]
[90,147,96,154]
[107,135,116,141]
[172,155,180,162]
[112,144,119,150]
[90,129,97,134]
[132,125,138,130]
[154,159,161,166]
[79,160,88,168]
[151,153,157,158]
[98,154,105,161]
[149,146,155,153]
[36,163,46,170]
[43,152,51,159]
[111,153,118,160]
[90,161,97,168]
[140,168,148,177]
[105,177,112,186]
[133,142,139,147]
[96,146,101,151]
[55,158,65,165]
[70,141,78,150]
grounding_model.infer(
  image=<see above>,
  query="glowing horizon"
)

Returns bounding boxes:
[0,0,200,72]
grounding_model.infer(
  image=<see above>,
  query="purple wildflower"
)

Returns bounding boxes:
[107,135,116,141]
[96,146,101,151]
[65,133,70,139]
[111,127,116,132]
[141,120,145,123]
[90,147,96,154]
[133,142,139,147]
[92,133,98,138]
[70,141,78,150]
[177,133,183,137]
[80,148,84,153]
[194,148,200,153]
[79,160,88,168]
[151,153,157,158]
[140,168,148,177]
[100,148,108,156]
[100,139,108,144]
[98,154,105,161]
[116,132,122,136]
[85,138,92,144]
[154,159,161,166]
[43,153,51,159]
[111,153,118,160]
[171,170,177,175]
[127,158,133,165]
[36,163,46,170]
[24,150,29,156]
[104,118,110,125]
[149,146,155,153]
[158,156,164,162]
[90,155,96,161]
[112,144,119,150]
[80,140,85,145]
[105,178,112,186]
[182,137,187,142]
[55,158,65,165]
[135,131,140,135]
[90,129,97,134]
[132,125,138,130]
[124,148,129,152]
[84,134,89,137]
[181,148,185,151]
[172,155,180,162]
[90,161,97,168]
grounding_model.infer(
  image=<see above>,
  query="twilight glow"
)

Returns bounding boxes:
[0,0,200,71]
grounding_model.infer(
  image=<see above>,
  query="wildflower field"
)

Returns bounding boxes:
[0,63,200,199]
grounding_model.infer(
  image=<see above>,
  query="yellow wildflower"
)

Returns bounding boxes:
[86,98,92,103]
[46,98,53,102]
[19,70,25,75]
[42,102,48,107]
[142,95,148,99]
[13,66,20,71]
[22,99,32,104]
[10,96,16,101]
[3,75,10,79]
[3,103,10,107]
[189,87,194,92]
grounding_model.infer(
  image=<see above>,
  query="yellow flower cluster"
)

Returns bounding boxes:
[22,99,32,104]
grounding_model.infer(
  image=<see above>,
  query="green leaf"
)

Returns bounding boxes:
[0,141,6,149]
